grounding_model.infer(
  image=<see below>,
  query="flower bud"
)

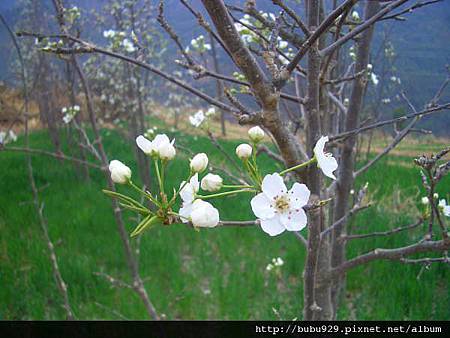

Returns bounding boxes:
[433,193,439,199]
[109,160,131,184]
[421,197,429,205]
[248,126,265,143]
[201,173,223,192]
[190,153,209,173]
[190,200,220,228]
[236,143,252,159]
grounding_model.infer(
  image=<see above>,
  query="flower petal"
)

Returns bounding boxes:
[179,202,193,223]
[251,193,275,220]
[260,217,286,237]
[136,135,153,154]
[262,173,287,200]
[279,208,307,231]
[190,173,199,192]
[320,155,338,180]
[153,134,170,148]
[288,183,310,208]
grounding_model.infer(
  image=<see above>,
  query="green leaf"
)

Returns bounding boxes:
[102,189,146,209]
[130,215,161,238]
[118,202,151,216]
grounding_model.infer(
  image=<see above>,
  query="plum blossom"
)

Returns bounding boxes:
[109,160,131,184]
[251,173,310,236]
[189,110,205,128]
[136,134,176,160]
[313,136,338,180]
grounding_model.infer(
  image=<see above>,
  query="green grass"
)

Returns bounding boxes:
[0,128,448,320]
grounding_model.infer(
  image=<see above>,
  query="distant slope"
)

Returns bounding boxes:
[1,0,449,134]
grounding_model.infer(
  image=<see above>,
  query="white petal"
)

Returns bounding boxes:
[136,135,153,154]
[179,202,193,223]
[320,155,338,180]
[279,208,307,231]
[288,183,310,208]
[190,173,199,192]
[262,173,287,200]
[153,134,170,148]
[260,217,286,237]
[250,193,275,220]
[180,181,195,202]
[313,136,327,158]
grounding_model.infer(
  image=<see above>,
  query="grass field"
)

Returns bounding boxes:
[0,125,449,320]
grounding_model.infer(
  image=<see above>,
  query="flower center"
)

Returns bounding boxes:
[274,195,290,212]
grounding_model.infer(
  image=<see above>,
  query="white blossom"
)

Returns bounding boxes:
[189,110,205,128]
[180,174,199,204]
[190,153,209,173]
[251,173,310,236]
[248,126,265,143]
[136,134,176,160]
[103,29,116,39]
[109,160,131,184]
[205,107,216,117]
[273,257,284,267]
[351,11,360,21]
[439,199,450,217]
[313,136,338,180]
[122,38,136,53]
[236,143,252,159]
[190,200,220,228]
[201,173,223,192]
[421,197,429,205]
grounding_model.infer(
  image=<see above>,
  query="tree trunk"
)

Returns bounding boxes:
[330,1,380,317]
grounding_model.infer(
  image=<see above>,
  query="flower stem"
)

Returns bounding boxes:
[154,158,164,195]
[197,188,257,200]
[129,181,160,206]
[279,156,317,176]
[222,184,255,189]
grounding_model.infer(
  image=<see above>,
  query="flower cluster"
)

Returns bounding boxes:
[103,30,136,53]
[189,107,215,129]
[105,127,338,238]
[189,35,211,53]
[266,257,284,272]
[422,194,450,218]
[61,105,80,124]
